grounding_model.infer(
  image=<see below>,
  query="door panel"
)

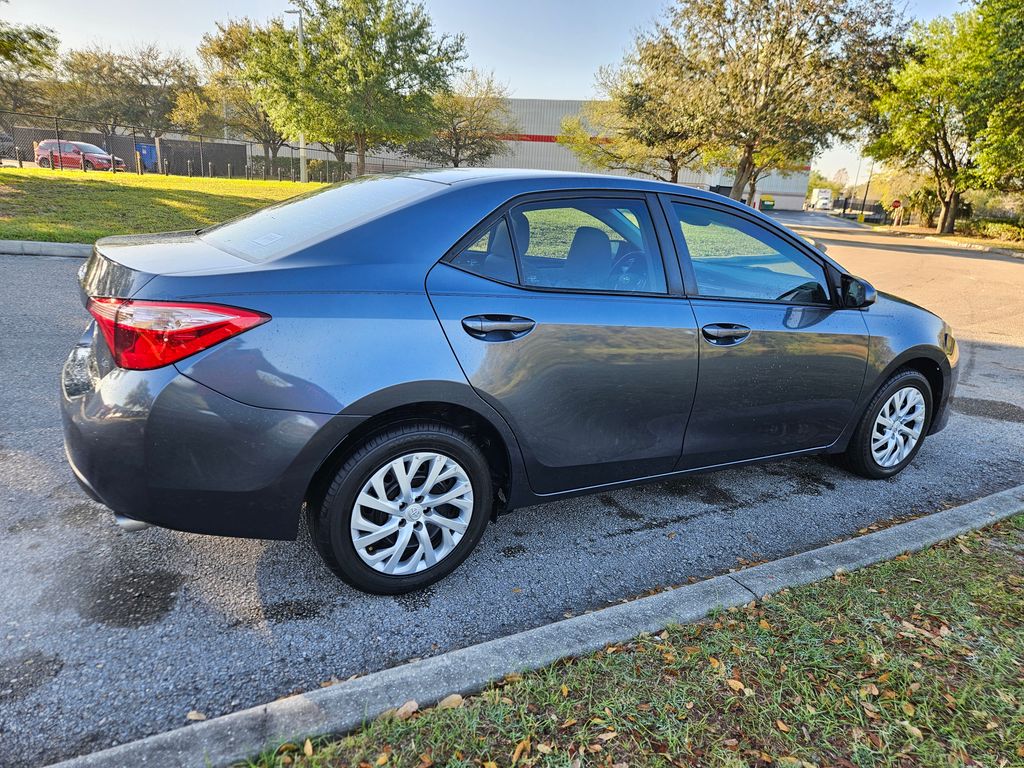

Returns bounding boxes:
[428,264,699,494]
[680,299,869,468]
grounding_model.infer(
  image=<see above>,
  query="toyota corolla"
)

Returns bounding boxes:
[60,169,958,594]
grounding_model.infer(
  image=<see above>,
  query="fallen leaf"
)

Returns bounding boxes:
[395,700,418,720]
[561,684,569,698]
[776,719,791,733]
[726,679,745,692]
[758,619,772,631]
[709,656,721,669]
[597,731,618,741]
[304,739,314,757]
[559,718,577,729]
[511,737,530,764]
[536,743,553,754]
[902,701,916,716]
[483,762,498,768]
[903,721,923,740]
[186,710,206,721]
[376,753,389,766]
[437,694,463,710]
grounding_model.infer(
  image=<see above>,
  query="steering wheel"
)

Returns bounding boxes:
[608,250,649,292]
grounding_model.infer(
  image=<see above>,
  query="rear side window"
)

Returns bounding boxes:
[509,198,667,293]
[200,175,439,262]
[671,203,830,304]
[449,217,518,284]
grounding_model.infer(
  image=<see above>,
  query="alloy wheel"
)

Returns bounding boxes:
[350,451,474,575]
[871,386,926,468]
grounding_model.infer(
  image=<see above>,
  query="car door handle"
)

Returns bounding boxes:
[462,315,536,339]
[701,323,751,345]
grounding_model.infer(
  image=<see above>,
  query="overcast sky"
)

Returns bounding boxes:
[11,0,965,182]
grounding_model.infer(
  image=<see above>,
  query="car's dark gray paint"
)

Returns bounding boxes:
[61,168,958,541]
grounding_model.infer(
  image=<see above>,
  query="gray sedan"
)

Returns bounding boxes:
[60,169,959,593]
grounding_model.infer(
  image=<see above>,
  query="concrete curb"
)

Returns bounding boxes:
[868,228,1023,259]
[47,483,1024,768]
[0,239,91,258]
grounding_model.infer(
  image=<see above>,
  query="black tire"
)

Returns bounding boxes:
[841,369,933,479]
[310,422,492,594]
[84,160,94,171]
[37,157,50,168]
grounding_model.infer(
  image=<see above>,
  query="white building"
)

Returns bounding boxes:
[485,99,809,211]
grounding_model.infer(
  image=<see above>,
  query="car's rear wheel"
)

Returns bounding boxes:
[84,160,94,171]
[841,369,932,479]
[310,422,492,594]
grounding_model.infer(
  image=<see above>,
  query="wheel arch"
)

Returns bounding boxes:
[304,395,525,522]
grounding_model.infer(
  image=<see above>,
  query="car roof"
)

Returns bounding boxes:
[404,167,731,203]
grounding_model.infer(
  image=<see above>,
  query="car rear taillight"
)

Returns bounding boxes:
[87,298,269,370]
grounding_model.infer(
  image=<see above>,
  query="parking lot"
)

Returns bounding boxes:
[1,218,1022,764]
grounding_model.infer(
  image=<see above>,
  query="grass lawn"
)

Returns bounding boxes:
[0,167,322,243]
[247,516,1024,768]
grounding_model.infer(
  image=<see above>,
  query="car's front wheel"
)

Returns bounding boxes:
[310,422,492,594]
[37,156,50,168]
[841,369,933,479]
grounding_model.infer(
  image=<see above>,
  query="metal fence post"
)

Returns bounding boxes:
[53,117,63,170]
[227,162,232,179]
[198,135,204,174]
[163,159,169,176]
[208,160,213,178]
[277,167,282,182]
[131,127,139,173]
[15,147,22,168]
[187,159,193,177]
[48,149,55,170]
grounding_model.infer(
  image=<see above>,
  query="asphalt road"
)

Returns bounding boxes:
[2,217,1023,764]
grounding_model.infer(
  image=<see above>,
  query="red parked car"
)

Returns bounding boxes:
[35,139,126,171]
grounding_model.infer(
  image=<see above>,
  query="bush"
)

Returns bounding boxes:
[958,218,1024,242]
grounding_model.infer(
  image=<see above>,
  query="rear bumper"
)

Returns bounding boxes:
[60,328,362,540]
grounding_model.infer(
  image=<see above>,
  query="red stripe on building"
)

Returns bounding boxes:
[498,133,560,143]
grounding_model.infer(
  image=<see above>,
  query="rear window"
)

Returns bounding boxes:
[200,175,440,261]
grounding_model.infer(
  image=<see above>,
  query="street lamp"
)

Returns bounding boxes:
[284,5,308,183]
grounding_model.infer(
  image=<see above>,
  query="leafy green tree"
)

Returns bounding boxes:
[246,0,464,176]
[969,0,1024,192]
[867,15,981,233]
[558,51,712,183]
[49,45,200,137]
[195,20,287,161]
[644,0,906,199]
[0,13,58,112]
[405,70,516,167]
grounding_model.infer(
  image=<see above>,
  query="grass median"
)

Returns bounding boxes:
[0,167,320,243]
[246,516,1024,768]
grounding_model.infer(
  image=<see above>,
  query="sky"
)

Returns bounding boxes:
[8,0,966,182]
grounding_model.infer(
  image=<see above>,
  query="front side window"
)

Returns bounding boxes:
[672,203,830,304]
[449,217,518,284]
[509,198,667,293]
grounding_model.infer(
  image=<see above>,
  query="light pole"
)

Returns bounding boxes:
[285,5,308,183]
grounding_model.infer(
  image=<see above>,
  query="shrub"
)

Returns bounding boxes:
[958,218,1024,242]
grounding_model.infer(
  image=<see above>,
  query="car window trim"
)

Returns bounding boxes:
[440,189,684,299]
[656,193,840,308]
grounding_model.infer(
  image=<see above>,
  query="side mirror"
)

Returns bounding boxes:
[841,275,876,308]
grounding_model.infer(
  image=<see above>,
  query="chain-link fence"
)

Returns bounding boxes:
[0,110,439,182]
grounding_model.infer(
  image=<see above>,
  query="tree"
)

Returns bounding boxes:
[644,0,906,199]
[969,0,1024,192]
[742,143,811,203]
[190,20,287,163]
[404,70,516,167]
[558,51,712,183]
[49,46,200,137]
[246,0,465,176]
[867,15,981,233]
[0,15,58,112]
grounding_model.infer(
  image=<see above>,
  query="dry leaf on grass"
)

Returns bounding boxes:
[395,700,418,720]
[776,719,791,733]
[437,694,463,710]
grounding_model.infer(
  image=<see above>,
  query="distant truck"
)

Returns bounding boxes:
[809,188,833,210]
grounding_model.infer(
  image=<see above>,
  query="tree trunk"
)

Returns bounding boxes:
[354,134,367,177]
[668,157,680,184]
[747,175,758,207]
[729,145,755,200]
[938,190,959,234]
